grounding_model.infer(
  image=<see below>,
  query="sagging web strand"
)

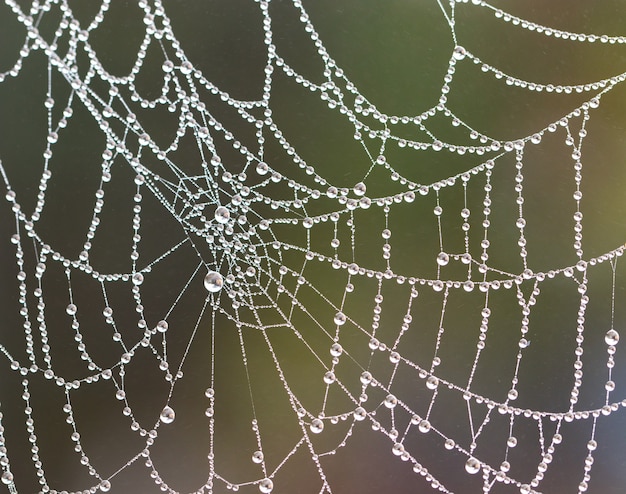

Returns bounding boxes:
[0,0,625,493]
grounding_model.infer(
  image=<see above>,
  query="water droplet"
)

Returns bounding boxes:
[160,406,175,424]
[252,450,264,463]
[353,182,367,196]
[66,303,77,316]
[330,343,343,357]
[392,443,405,456]
[323,371,335,384]
[204,271,224,292]
[180,61,193,74]
[360,371,372,384]
[1,471,14,485]
[334,312,346,325]
[132,273,144,285]
[436,252,449,266]
[453,45,467,60]
[353,406,367,421]
[347,263,359,275]
[465,457,481,474]
[214,206,231,224]
[605,329,619,345]
[259,478,273,493]
[310,418,324,434]
[507,436,517,447]
[384,394,398,408]
[426,376,439,390]
[99,480,111,492]
[418,419,431,433]
[156,320,168,333]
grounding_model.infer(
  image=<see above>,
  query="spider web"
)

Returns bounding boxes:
[1,0,626,493]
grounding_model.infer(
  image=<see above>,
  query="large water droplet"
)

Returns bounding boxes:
[310,418,324,434]
[426,376,439,390]
[353,406,367,421]
[160,406,175,424]
[384,394,398,409]
[605,329,619,346]
[259,478,273,493]
[330,343,343,357]
[465,457,481,474]
[204,271,224,292]
[333,312,346,325]
[214,206,231,224]
[1,471,14,485]
[353,182,367,196]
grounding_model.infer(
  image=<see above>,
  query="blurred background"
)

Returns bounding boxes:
[1,1,626,493]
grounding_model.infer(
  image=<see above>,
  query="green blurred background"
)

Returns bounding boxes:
[1,1,626,493]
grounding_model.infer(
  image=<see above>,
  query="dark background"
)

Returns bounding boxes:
[1,1,626,493]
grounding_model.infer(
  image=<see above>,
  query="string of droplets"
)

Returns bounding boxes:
[0,0,625,493]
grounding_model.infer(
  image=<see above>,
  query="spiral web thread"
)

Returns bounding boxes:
[1,0,626,493]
